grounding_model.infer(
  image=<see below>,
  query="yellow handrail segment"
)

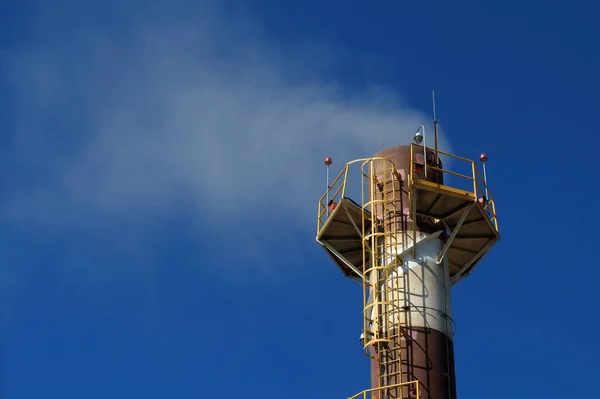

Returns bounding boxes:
[409,144,498,232]
[347,380,421,399]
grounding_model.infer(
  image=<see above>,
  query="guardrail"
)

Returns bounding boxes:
[317,157,397,236]
[347,380,420,399]
[409,144,498,231]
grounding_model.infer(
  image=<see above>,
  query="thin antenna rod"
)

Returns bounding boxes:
[379,132,382,151]
[432,90,437,121]
[432,90,439,166]
[325,157,332,214]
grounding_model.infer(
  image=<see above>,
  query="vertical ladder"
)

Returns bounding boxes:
[361,158,417,399]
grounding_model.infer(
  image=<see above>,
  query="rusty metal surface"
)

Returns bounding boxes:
[374,145,443,185]
[371,145,444,236]
[368,145,456,399]
[370,327,456,399]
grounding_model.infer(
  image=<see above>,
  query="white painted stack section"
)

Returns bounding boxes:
[367,232,453,340]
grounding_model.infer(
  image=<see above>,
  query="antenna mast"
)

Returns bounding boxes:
[432,90,439,164]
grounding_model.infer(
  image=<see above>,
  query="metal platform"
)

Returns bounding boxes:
[316,146,500,286]
[316,197,373,281]
[412,178,499,284]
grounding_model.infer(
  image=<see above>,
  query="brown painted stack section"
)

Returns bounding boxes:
[370,328,457,399]
[369,145,457,399]
[371,145,443,236]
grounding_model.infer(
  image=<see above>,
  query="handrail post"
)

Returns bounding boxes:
[472,161,476,196]
[342,165,349,198]
[326,162,330,215]
[408,145,412,207]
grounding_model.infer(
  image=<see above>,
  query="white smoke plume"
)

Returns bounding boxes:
[1,0,449,232]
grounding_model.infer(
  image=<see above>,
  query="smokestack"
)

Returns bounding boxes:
[315,136,499,399]
[368,145,455,399]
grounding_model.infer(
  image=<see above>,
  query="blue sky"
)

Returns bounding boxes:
[1,0,599,397]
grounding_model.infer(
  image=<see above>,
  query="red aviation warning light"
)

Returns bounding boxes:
[328,200,337,211]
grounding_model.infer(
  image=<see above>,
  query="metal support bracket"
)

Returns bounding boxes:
[344,206,372,253]
[450,238,498,284]
[436,202,475,264]
[391,230,443,269]
[316,238,364,280]
[411,187,418,258]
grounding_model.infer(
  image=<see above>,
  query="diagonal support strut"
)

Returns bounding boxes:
[450,238,498,284]
[436,202,476,264]
[317,238,364,280]
[344,206,372,253]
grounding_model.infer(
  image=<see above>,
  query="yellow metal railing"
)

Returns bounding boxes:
[347,380,420,399]
[317,157,386,236]
[317,161,348,236]
[409,143,499,231]
[361,158,406,359]
[317,157,414,389]
[361,158,420,394]
[317,157,417,393]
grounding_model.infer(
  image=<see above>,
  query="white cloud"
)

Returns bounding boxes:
[1,0,448,231]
